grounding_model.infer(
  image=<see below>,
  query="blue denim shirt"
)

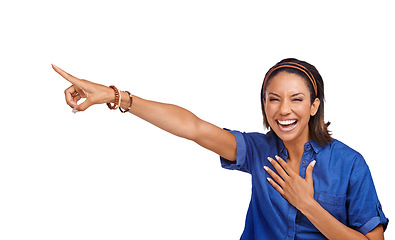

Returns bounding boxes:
[220,130,388,240]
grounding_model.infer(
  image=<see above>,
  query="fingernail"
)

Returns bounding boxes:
[275,155,280,160]
[72,109,79,114]
[311,160,316,167]
[263,166,269,171]
[267,177,271,182]
[267,157,272,162]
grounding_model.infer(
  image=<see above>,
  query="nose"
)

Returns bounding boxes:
[279,100,292,115]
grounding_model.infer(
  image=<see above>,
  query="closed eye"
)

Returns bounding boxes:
[269,98,280,102]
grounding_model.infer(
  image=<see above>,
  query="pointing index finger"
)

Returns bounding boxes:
[52,64,81,85]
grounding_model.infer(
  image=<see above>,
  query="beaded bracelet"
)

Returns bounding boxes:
[119,91,133,113]
[107,85,120,110]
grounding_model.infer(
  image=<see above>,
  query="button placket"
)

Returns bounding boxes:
[299,148,313,178]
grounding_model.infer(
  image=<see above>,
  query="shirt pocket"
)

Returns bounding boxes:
[316,192,347,224]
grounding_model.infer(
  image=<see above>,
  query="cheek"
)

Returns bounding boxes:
[264,104,276,118]
[295,104,314,120]
[264,104,279,128]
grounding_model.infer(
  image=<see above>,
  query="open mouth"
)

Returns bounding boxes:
[276,119,298,132]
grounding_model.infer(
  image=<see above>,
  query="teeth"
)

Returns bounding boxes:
[278,120,296,125]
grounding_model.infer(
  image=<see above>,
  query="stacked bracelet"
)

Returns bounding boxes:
[107,85,121,110]
[119,91,133,113]
[107,86,133,112]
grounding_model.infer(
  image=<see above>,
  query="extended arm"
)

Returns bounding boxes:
[52,64,237,161]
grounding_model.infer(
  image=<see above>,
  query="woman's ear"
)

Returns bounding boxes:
[310,98,320,116]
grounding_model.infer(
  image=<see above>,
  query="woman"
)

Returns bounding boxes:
[53,58,388,239]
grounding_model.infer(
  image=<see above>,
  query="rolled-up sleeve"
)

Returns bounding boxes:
[347,154,389,234]
[220,129,250,173]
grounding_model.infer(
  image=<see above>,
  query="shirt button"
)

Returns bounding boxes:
[302,160,307,164]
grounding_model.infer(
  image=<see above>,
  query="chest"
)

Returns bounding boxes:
[287,158,302,174]
[250,155,351,239]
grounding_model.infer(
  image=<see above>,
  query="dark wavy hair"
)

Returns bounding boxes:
[260,58,332,146]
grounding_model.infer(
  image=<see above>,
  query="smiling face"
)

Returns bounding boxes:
[264,71,320,145]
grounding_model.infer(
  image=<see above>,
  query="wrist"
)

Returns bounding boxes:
[299,197,318,216]
[106,85,121,110]
[119,91,133,112]
[105,86,116,103]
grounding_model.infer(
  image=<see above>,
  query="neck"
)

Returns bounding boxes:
[283,132,311,162]
[284,140,305,162]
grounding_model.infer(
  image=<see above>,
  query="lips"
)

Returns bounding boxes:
[276,119,298,132]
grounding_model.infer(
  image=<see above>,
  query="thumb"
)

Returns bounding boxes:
[305,160,316,184]
[73,98,94,112]
[52,64,84,87]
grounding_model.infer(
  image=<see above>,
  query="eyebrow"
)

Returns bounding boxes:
[268,92,305,97]
[268,93,280,98]
[291,93,305,97]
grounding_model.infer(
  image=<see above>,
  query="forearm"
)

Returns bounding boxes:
[301,200,367,240]
[119,92,236,160]
[120,92,200,140]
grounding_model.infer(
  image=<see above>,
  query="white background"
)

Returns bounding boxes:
[1,0,393,239]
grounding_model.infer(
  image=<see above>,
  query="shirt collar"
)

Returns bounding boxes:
[309,139,326,154]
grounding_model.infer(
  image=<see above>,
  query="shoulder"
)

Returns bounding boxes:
[238,130,278,145]
[325,138,367,168]
[328,139,362,157]
[225,129,279,150]
[226,128,271,140]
